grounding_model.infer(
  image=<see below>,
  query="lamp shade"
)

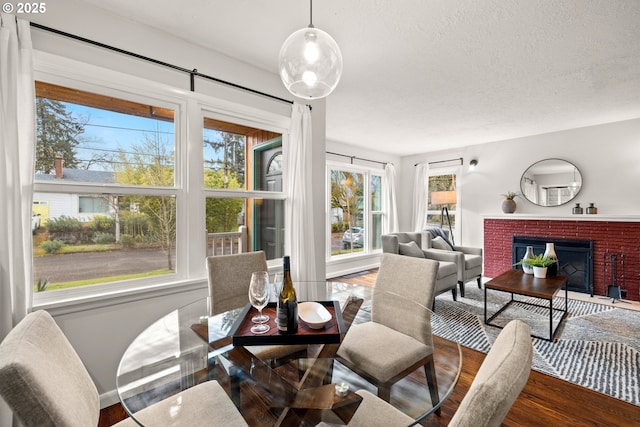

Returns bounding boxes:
[279,26,343,99]
[431,190,457,205]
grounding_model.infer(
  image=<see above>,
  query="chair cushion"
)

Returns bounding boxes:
[341,389,416,426]
[115,380,248,426]
[432,236,454,251]
[337,322,430,383]
[448,320,533,427]
[436,260,457,279]
[464,254,483,269]
[0,310,100,427]
[398,241,425,258]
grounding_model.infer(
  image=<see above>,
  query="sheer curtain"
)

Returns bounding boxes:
[285,103,316,281]
[0,13,35,426]
[383,163,398,233]
[412,163,429,232]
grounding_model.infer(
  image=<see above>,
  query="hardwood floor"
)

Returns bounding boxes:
[100,269,640,426]
[333,270,640,426]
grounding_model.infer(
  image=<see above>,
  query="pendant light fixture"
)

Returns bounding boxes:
[278,0,343,99]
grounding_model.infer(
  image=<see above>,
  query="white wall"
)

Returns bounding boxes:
[29,0,327,407]
[398,117,640,248]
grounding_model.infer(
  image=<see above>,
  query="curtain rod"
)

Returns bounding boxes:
[29,22,304,108]
[414,157,463,167]
[326,151,390,166]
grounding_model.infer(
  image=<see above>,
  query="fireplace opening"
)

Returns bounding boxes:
[512,235,594,295]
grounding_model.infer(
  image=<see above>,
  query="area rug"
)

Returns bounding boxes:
[433,286,640,406]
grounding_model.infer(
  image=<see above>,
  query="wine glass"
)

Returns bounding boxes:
[272,272,284,302]
[248,271,270,334]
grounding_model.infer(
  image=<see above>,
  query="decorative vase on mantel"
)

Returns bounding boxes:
[543,243,558,276]
[502,199,516,214]
[501,192,518,214]
[521,246,535,274]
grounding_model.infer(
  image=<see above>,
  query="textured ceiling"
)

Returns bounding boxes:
[75,0,640,156]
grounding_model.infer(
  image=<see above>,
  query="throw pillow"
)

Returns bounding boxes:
[428,228,455,249]
[432,236,454,251]
[398,241,425,258]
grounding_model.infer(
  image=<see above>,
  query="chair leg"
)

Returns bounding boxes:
[377,385,391,402]
[477,276,482,289]
[451,287,457,301]
[458,281,465,298]
[424,357,441,416]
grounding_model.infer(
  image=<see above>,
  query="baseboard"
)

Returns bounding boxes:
[100,389,121,409]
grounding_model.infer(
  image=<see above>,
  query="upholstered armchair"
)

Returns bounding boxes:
[424,231,483,298]
[382,232,459,301]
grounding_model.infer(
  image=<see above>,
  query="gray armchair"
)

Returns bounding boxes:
[425,232,483,298]
[382,232,459,301]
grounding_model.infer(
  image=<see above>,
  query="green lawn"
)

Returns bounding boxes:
[36,269,174,292]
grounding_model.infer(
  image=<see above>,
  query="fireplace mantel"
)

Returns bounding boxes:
[484,214,640,222]
[483,217,640,302]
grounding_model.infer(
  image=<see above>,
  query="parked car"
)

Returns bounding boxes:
[342,227,364,248]
[32,213,41,234]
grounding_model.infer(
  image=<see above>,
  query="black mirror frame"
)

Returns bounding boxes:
[520,158,582,207]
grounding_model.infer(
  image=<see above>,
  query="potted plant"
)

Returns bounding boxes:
[519,254,557,278]
[501,191,520,214]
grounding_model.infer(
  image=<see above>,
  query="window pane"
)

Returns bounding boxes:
[206,197,285,260]
[371,175,382,211]
[330,169,364,255]
[33,194,176,292]
[428,174,457,229]
[35,82,175,187]
[371,213,382,250]
[203,117,283,191]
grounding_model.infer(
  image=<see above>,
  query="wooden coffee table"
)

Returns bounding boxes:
[484,269,568,341]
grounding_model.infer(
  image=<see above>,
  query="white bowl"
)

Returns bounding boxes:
[298,302,332,329]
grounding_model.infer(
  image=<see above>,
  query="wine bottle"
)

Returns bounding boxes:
[277,256,298,334]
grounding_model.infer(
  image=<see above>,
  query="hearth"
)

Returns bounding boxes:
[512,235,593,295]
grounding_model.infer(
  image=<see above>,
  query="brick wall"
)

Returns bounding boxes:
[484,218,640,302]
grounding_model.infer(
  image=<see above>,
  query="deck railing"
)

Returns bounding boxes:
[206,226,248,256]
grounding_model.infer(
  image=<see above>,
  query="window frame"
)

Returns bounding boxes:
[32,52,291,309]
[426,166,460,243]
[325,160,385,260]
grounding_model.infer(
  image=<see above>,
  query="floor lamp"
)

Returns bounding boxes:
[430,190,457,245]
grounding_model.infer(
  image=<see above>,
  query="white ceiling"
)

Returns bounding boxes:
[77,0,640,156]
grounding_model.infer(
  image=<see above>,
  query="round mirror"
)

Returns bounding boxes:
[520,159,582,206]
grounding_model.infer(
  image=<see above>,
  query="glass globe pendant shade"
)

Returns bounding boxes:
[279,26,343,99]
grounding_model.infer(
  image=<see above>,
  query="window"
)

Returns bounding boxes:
[427,171,458,241]
[33,81,178,293]
[203,114,284,261]
[78,196,109,214]
[328,163,384,258]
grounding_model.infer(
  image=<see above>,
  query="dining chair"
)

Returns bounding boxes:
[448,319,533,427]
[0,310,247,427]
[206,251,307,363]
[336,253,441,409]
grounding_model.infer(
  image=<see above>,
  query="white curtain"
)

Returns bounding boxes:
[0,13,35,426]
[285,103,316,281]
[412,163,429,232]
[383,163,398,233]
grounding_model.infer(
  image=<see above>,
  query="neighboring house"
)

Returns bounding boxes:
[34,159,116,224]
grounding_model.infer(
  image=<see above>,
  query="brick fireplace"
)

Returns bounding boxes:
[484,216,640,302]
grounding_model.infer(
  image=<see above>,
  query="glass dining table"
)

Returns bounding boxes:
[116,282,462,426]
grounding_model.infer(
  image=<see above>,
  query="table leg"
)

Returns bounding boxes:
[484,285,487,323]
[549,299,553,341]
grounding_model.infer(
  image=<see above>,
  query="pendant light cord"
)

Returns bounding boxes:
[309,0,314,28]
